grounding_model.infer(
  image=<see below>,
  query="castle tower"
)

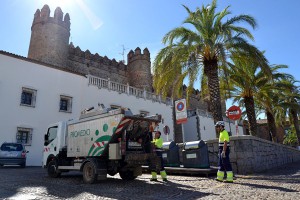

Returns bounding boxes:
[28,5,70,67]
[127,47,152,91]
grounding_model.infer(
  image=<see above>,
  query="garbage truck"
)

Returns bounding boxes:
[43,106,162,183]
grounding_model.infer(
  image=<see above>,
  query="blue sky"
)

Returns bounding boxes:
[1,0,300,110]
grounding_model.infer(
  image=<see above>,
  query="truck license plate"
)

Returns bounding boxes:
[7,152,18,157]
[128,142,141,147]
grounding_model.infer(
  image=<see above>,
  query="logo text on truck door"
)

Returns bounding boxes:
[70,129,90,137]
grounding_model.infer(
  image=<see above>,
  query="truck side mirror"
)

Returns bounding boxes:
[44,134,49,146]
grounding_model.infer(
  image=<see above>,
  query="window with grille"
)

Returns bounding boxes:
[20,87,37,107]
[59,95,72,113]
[16,127,32,146]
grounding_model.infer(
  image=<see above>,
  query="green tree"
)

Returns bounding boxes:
[223,57,271,136]
[274,78,300,144]
[255,65,294,142]
[283,128,299,147]
[153,0,267,128]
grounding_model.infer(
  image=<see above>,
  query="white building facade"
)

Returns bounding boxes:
[182,110,244,142]
[0,52,174,166]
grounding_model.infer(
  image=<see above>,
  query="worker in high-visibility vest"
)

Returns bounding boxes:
[215,121,234,183]
[150,131,167,181]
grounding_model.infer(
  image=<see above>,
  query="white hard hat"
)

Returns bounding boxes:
[215,121,225,127]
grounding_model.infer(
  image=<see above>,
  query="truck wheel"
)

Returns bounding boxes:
[119,170,137,181]
[108,171,117,176]
[47,160,61,178]
[83,162,97,184]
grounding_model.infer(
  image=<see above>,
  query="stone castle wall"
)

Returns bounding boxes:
[28,5,70,68]
[27,5,153,91]
[206,135,300,174]
[127,48,152,91]
[66,45,153,89]
[67,44,129,84]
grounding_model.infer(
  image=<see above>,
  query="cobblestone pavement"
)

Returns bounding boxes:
[0,161,299,200]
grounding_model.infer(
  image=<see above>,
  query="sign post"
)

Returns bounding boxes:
[163,125,170,141]
[175,99,187,142]
[226,105,242,135]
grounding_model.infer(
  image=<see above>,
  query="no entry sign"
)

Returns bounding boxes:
[226,105,242,120]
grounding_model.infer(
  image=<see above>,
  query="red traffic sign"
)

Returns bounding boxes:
[163,125,170,135]
[226,105,242,120]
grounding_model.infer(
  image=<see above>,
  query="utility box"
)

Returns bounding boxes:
[182,140,210,168]
[162,141,180,167]
[109,143,121,160]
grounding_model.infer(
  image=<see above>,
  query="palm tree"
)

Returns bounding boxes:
[255,65,295,142]
[153,0,268,127]
[275,78,300,144]
[222,52,299,143]
[223,57,271,136]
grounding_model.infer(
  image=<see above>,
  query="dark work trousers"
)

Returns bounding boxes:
[155,150,165,171]
[218,147,232,172]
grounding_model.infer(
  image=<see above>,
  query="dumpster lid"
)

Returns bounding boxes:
[162,141,176,150]
[184,140,205,150]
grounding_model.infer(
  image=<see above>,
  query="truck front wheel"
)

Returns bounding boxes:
[119,170,137,181]
[47,160,61,178]
[83,162,97,184]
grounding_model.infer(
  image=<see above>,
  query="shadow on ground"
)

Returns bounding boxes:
[0,166,212,200]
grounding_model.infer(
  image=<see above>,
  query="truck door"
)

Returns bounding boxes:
[43,125,59,167]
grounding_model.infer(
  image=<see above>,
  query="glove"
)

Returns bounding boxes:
[221,151,226,158]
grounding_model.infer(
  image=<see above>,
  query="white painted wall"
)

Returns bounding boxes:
[0,54,173,166]
[183,115,244,142]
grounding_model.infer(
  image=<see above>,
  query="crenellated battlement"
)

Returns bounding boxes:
[68,43,126,71]
[32,5,70,31]
[28,5,152,90]
[127,47,150,64]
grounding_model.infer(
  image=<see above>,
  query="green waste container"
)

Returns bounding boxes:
[182,140,210,168]
[162,141,180,167]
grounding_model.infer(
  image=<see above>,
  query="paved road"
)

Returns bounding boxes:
[0,161,299,200]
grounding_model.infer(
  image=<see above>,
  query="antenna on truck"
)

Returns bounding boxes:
[81,106,94,114]
[98,103,105,110]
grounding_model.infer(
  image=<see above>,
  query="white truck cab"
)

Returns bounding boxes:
[43,121,67,167]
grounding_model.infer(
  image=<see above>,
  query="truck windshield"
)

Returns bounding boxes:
[47,126,58,144]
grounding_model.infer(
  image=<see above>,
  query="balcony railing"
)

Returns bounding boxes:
[88,75,173,106]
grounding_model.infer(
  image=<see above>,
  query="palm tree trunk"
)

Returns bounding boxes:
[204,59,223,138]
[244,96,258,136]
[290,109,300,145]
[266,110,277,142]
[204,60,223,120]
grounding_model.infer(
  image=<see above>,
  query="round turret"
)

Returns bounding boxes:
[28,5,71,67]
[127,47,152,91]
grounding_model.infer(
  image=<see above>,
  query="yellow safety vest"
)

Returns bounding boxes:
[219,129,230,147]
[152,137,163,148]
